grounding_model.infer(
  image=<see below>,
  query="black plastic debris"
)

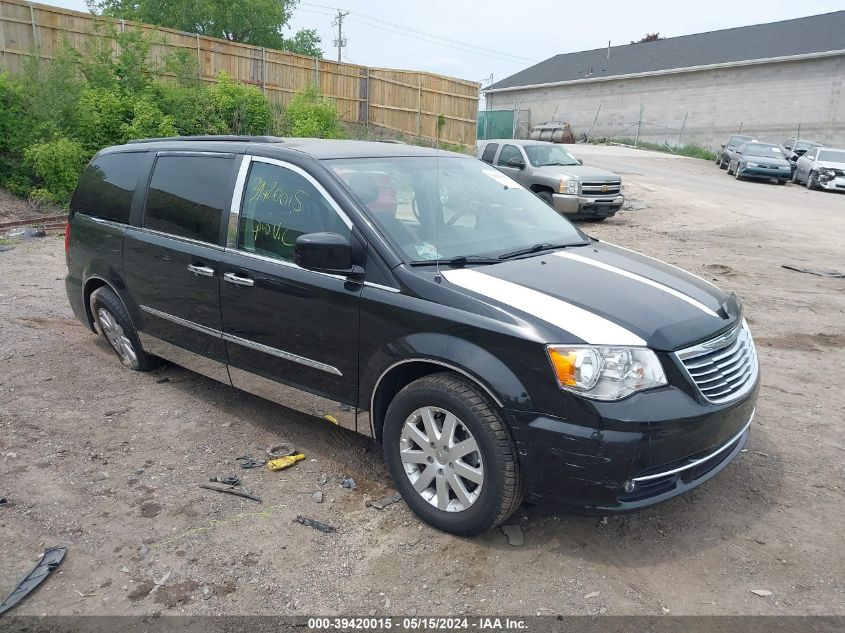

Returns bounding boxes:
[0,546,67,615]
[782,264,845,278]
[235,456,266,469]
[209,475,241,486]
[294,515,336,533]
[365,493,402,510]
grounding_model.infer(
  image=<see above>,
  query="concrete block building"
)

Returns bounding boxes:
[484,12,845,149]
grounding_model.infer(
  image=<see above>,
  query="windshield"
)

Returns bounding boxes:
[728,136,751,146]
[327,157,588,262]
[794,141,821,152]
[818,149,845,163]
[744,144,784,159]
[524,144,579,167]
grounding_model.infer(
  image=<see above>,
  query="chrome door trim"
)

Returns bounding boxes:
[227,155,251,249]
[366,358,505,439]
[363,281,401,293]
[130,225,226,251]
[77,214,128,230]
[631,409,754,483]
[140,304,222,338]
[222,332,342,376]
[228,366,364,435]
[138,332,231,385]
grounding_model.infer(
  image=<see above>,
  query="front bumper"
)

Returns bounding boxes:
[738,166,791,181]
[552,193,623,219]
[819,175,845,191]
[508,380,759,513]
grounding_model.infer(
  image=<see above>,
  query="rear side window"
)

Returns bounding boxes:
[480,143,498,163]
[71,152,148,223]
[143,155,234,244]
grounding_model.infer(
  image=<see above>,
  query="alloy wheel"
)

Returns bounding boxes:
[97,307,137,366]
[399,406,484,512]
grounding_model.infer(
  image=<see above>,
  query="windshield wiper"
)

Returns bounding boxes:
[498,242,582,260]
[409,255,500,267]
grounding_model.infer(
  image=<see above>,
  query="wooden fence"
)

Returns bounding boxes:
[0,0,480,145]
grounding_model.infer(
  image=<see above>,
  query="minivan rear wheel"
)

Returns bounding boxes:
[90,287,158,371]
[382,373,523,536]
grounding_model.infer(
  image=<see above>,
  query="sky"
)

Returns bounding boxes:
[48,0,845,88]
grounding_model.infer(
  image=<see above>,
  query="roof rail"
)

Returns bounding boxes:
[127,135,286,144]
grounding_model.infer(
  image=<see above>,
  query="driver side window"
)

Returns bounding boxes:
[497,145,523,167]
[238,161,349,262]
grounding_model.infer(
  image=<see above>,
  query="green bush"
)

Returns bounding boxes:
[282,85,346,139]
[23,138,90,203]
[1,32,353,205]
[210,72,271,135]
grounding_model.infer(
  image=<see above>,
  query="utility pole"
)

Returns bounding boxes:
[332,10,349,63]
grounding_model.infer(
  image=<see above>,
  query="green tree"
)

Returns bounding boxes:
[88,0,323,57]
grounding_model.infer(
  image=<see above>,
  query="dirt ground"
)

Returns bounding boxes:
[1,145,844,617]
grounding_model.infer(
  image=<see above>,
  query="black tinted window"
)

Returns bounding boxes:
[143,155,233,243]
[497,145,523,166]
[239,161,349,262]
[71,152,148,223]
[480,143,498,163]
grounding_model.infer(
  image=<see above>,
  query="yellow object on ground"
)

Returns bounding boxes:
[266,453,305,471]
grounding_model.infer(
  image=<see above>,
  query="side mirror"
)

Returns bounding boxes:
[507,158,525,169]
[577,158,583,165]
[295,232,362,277]
[720,144,725,148]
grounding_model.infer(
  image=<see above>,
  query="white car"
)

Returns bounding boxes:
[792,147,845,191]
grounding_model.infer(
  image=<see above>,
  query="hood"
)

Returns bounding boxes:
[440,241,739,351]
[816,160,845,171]
[745,155,790,168]
[532,165,620,182]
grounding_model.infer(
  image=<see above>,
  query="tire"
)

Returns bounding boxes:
[727,162,734,175]
[719,156,728,170]
[791,170,800,184]
[382,372,523,536]
[806,172,818,190]
[777,179,786,185]
[89,286,159,372]
[537,190,554,207]
[734,167,742,180]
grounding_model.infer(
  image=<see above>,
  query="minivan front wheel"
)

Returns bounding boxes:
[90,287,157,371]
[383,373,523,536]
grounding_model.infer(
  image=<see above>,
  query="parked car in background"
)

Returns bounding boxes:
[792,147,845,191]
[477,139,623,220]
[727,142,791,184]
[716,135,755,169]
[782,139,825,174]
[66,136,759,535]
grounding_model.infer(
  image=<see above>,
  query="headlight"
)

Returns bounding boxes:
[821,169,835,178]
[745,161,758,168]
[546,345,667,401]
[558,177,579,195]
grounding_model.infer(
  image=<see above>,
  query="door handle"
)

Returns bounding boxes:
[223,272,254,287]
[188,264,215,277]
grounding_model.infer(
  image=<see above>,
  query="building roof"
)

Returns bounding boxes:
[488,11,845,92]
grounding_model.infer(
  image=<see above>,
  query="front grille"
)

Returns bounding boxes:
[675,321,758,403]
[581,181,621,195]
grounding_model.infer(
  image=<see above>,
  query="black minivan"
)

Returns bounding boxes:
[65,136,759,535]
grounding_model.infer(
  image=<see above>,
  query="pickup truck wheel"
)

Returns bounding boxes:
[382,373,523,536]
[90,287,158,372]
[537,190,554,207]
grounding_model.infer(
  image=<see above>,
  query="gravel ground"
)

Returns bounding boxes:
[0,145,844,617]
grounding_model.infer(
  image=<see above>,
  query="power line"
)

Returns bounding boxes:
[300,2,537,65]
